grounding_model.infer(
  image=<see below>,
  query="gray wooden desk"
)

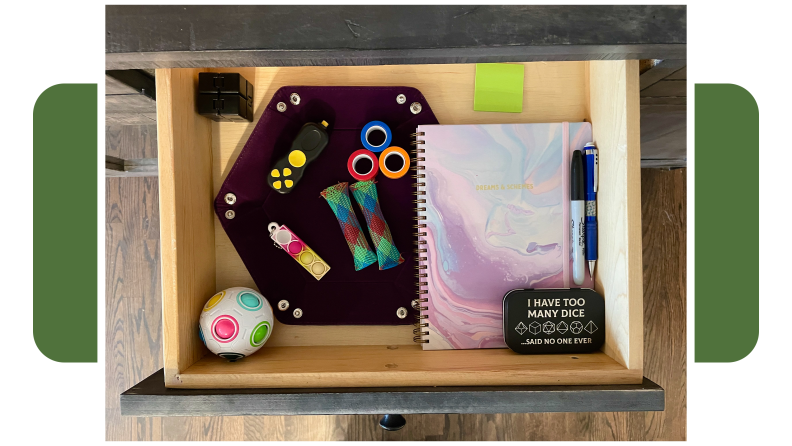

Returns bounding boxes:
[107,5,684,426]
[105,5,685,69]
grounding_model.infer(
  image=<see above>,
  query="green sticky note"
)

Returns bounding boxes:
[474,63,525,113]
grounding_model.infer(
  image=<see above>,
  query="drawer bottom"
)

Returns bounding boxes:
[170,345,643,389]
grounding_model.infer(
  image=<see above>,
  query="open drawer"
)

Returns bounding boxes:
[156,61,642,389]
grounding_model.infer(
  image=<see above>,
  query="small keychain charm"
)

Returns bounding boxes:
[268,222,331,280]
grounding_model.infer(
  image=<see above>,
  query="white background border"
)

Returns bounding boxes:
[1,0,787,443]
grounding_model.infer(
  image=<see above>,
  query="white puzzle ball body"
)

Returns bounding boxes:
[198,287,274,361]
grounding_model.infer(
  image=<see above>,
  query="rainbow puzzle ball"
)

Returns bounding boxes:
[198,287,274,361]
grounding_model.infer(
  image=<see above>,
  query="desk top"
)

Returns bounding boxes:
[106,5,686,69]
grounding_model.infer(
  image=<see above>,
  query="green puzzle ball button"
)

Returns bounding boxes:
[253,323,269,344]
[289,150,306,167]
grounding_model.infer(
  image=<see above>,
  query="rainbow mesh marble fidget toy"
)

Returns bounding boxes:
[349,180,405,270]
[320,182,378,271]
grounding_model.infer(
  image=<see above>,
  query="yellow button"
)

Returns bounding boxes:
[299,251,314,264]
[288,150,306,167]
[271,169,280,178]
[273,181,282,189]
[283,168,292,176]
[285,180,294,188]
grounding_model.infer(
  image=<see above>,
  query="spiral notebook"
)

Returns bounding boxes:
[413,122,593,350]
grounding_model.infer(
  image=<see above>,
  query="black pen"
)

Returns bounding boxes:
[571,150,585,285]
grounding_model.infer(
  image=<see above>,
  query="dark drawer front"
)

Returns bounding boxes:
[121,369,664,417]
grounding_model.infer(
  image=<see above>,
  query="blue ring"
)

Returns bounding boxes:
[360,121,392,153]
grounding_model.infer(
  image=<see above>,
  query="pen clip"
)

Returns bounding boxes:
[593,150,598,193]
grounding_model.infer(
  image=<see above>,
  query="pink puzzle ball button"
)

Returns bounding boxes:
[288,241,303,254]
[214,318,236,340]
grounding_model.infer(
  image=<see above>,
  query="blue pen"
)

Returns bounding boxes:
[584,142,598,278]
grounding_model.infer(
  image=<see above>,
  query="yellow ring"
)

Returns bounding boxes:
[379,146,410,179]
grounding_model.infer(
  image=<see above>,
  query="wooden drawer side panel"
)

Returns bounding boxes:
[587,60,644,371]
[156,68,215,385]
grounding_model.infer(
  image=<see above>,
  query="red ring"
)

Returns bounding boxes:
[347,149,379,181]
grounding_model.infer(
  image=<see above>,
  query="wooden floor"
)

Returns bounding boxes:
[105,159,686,440]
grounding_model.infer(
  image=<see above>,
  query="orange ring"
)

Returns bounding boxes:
[379,146,410,179]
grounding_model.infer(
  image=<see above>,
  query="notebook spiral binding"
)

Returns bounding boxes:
[410,131,429,344]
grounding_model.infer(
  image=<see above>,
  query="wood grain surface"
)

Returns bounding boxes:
[105,6,686,70]
[179,347,640,389]
[105,124,157,159]
[105,176,163,440]
[209,62,589,352]
[587,60,643,372]
[106,168,685,440]
[638,59,687,167]
[156,68,216,387]
[202,62,640,383]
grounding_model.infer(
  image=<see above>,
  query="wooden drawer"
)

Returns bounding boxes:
[156,61,642,389]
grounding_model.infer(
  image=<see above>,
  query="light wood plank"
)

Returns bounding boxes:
[178,345,641,388]
[159,61,643,388]
[211,62,591,349]
[243,416,286,441]
[587,60,643,371]
[156,68,216,386]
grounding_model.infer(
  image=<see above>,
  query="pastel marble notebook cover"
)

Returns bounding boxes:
[417,122,593,350]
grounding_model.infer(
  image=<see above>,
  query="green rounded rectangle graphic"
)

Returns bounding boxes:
[34,84,97,362]
[695,83,758,362]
